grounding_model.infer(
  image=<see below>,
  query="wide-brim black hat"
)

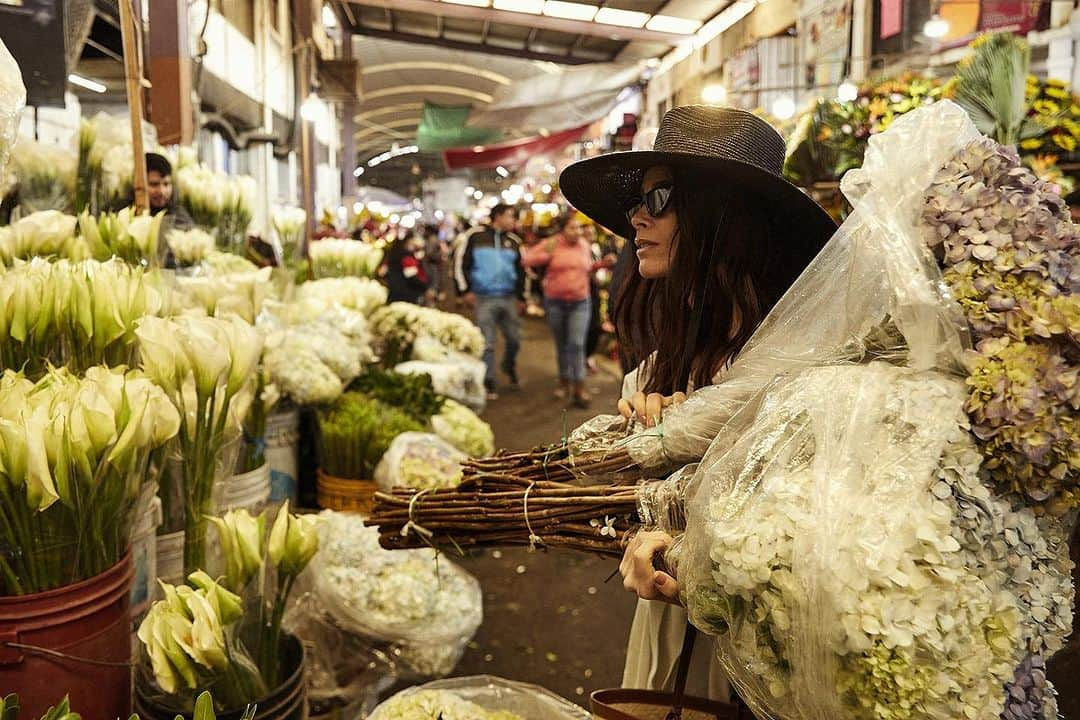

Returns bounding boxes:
[560,105,836,256]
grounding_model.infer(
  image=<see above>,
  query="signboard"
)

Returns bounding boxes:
[798,0,851,91]
[940,0,1048,48]
[0,0,66,106]
[727,44,761,91]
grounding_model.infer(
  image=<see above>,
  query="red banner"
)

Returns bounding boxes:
[442,124,590,171]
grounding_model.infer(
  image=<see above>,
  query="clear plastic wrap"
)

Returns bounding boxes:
[285,511,483,707]
[367,676,591,720]
[395,358,487,411]
[0,38,24,181]
[667,102,1074,720]
[375,432,466,492]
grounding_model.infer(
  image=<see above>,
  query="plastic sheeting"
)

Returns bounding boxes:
[368,676,591,720]
[0,38,25,180]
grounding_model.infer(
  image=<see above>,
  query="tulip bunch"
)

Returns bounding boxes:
[0,258,166,378]
[308,238,384,279]
[0,365,180,595]
[166,228,216,267]
[78,207,163,267]
[270,206,306,266]
[135,314,263,574]
[0,210,84,266]
[175,164,255,255]
[141,504,317,710]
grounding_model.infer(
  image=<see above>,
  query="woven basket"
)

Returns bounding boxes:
[316,469,377,514]
[590,690,745,720]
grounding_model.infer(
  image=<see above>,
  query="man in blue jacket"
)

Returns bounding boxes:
[454,204,525,399]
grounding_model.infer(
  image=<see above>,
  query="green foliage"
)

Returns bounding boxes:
[318,392,424,479]
[954,32,1043,146]
[348,368,446,423]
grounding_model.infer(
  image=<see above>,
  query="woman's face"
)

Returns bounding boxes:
[563,218,583,242]
[630,166,676,279]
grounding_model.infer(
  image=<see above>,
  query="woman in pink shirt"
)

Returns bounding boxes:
[523,212,596,407]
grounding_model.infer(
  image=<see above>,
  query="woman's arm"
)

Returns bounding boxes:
[521,237,556,268]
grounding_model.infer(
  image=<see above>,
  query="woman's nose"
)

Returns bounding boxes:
[630,205,652,230]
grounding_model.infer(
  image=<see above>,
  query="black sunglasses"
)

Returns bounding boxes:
[625,184,674,224]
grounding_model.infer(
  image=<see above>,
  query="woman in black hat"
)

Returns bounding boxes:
[560,105,836,700]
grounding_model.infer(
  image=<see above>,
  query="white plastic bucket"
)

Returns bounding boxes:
[214,462,272,516]
[129,494,162,650]
[155,530,185,589]
[265,408,300,505]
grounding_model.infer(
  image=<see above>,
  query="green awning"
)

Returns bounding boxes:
[415,102,501,152]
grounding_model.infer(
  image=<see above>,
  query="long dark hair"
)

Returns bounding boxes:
[613,165,805,395]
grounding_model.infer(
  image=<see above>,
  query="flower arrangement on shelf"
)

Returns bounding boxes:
[175,163,255,255]
[78,207,163,267]
[137,504,317,712]
[0,258,165,377]
[317,392,423,481]
[307,238,384,279]
[166,228,216,268]
[136,314,263,574]
[369,302,485,365]
[294,276,388,318]
[0,365,179,595]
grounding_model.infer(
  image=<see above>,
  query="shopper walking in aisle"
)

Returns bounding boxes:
[522,212,599,407]
[385,233,430,304]
[560,105,836,704]
[422,224,446,303]
[454,204,525,399]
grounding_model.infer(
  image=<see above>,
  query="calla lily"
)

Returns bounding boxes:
[187,570,244,625]
[208,509,265,593]
[268,501,320,577]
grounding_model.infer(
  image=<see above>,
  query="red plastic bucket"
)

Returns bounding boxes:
[0,554,134,719]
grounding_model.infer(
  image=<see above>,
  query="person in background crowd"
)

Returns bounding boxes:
[141,153,193,268]
[522,211,601,407]
[454,204,525,400]
[385,233,430,304]
[422,223,447,303]
[579,216,617,372]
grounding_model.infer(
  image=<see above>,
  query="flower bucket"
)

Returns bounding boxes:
[214,462,272,515]
[134,633,306,720]
[130,493,163,648]
[317,469,377,515]
[155,530,186,587]
[266,408,301,505]
[0,554,133,720]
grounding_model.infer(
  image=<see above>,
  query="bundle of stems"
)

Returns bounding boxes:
[369,445,645,557]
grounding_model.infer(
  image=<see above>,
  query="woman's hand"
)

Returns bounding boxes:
[617,391,688,427]
[620,530,680,603]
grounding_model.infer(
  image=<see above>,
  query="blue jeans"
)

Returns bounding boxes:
[475,295,521,389]
[544,297,591,383]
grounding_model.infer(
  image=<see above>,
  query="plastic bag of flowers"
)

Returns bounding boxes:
[375,432,466,492]
[0,38,24,179]
[637,100,1076,720]
[285,511,483,682]
[367,676,591,720]
[395,359,487,411]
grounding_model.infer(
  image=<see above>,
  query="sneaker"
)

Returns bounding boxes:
[503,366,520,391]
[486,391,500,401]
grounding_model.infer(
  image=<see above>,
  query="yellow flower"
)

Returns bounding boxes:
[1020,138,1043,150]
[1033,99,1061,116]
[1044,86,1069,100]
[1046,78,1067,88]
[1053,133,1077,151]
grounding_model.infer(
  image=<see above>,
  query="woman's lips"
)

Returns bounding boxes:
[635,240,657,255]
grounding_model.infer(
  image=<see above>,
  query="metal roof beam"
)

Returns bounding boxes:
[351,25,594,65]
[345,0,686,44]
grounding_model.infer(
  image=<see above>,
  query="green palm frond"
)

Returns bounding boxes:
[954,33,1044,146]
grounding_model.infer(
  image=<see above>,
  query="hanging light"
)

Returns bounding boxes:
[837,80,858,103]
[300,93,326,123]
[923,13,949,39]
[771,96,796,120]
[701,84,728,105]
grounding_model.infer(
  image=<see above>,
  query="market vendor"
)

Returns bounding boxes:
[558,105,837,703]
[144,152,193,230]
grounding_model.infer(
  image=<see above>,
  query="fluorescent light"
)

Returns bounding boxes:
[321,4,337,29]
[771,96,796,120]
[542,0,597,21]
[68,73,106,93]
[923,13,949,39]
[594,7,649,27]
[541,183,552,193]
[701,83,727,104]
[696,0,756,45]
[646,15,701,34]
[496,165,510,177]
[353,166,365,177]
[442,0,490,6]
[837,80,858,102]
[493,0,544,13]
[300,92,326,123]
[473,190,484,200]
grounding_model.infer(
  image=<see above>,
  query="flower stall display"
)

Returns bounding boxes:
[0,258,165,377]
[375,432,465,492]
[0,37,23,180]
[8,138,77,214]
[294,276,388,318]
[78,207,163,267]
[271,205,306,266]
[136,314,263,573]
[2,691,247,720]
[367,677,590,720]
[286,511,483,695]
[175,163,255,254]
[75,113,158,214]
[1024,76,1080,155]
[173,266,273,324]
[0,210,84,265]
[430,398,495,458]
[137,503,317,714]
[167,227,217,267]
[317,392,423,482]
[349,367,445,424]
[308,238,384,279]
[370,302,485,365]
[0,365,179,594]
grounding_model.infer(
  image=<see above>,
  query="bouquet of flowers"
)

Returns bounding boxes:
[349,368,445,423]
[375,432,465,492]
[175,163,255,254]
[308,238,384,279]
[271,205,306,266]
[370,302,485,365]
[136,314,263,573]
[0,210,84,265]
[294,276,388,317]
[9,138,77,214]
[0,365,179,595]
[167,227,217,267]
[0,37,23,181]
[430,398,494,457]
[367,677,591,720]
[173,266,273,324]
[0,258,165,376]
[78,207,163,267]
[138,504,318,711]
[650,101,1078,720]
